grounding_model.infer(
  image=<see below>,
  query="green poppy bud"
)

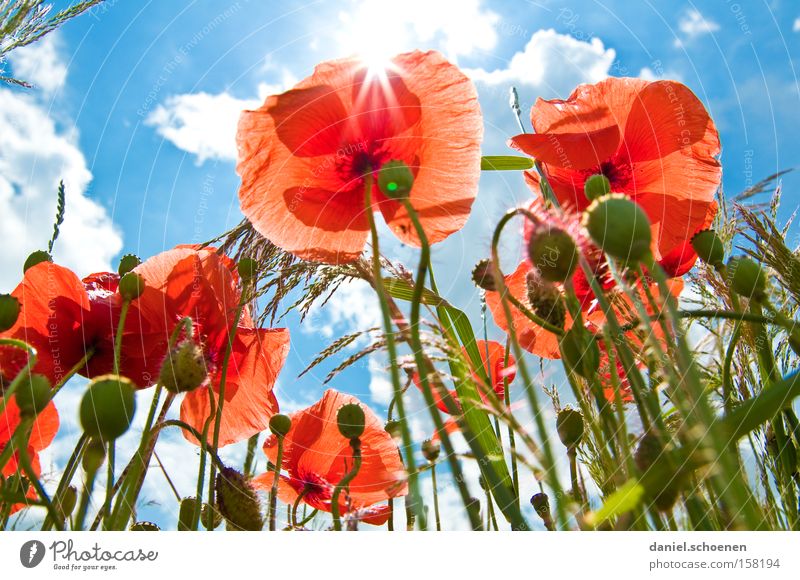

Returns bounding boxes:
[269,413,292,438]
[237,257,258,281]
[471,258,498,292]
[559,327,600,379]
[79,375,137,441]
[727,257,767,301]
[82,438,107,473]
[556,407,585,450]
[528,227,578,283]
[23,250,52,273]
[14,373,52,418]
[130,521,160,531]
[584,194,652,263]
[377,160,414,200]
[691,229,725,268]
[215,467,263,531]
[118,272,145,301]
[584,174,611,201]
[634,433,682,511]
[337,403,366,440]
[0,294,21,332]
[117,254,142,276]
[530,492,553,529]
[525,271,566,329]
[384,419,402,440]
[202,502,223,530]
[54,485,78,523]
[421,438,440,463]
[178,497,200,531]
[159,340,207,394]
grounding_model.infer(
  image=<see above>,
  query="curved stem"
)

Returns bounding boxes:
[331,438,362,531]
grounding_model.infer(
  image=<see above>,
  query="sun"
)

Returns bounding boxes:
[336,3,410,73]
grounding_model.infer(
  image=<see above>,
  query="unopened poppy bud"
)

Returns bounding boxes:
[525,271,566,329]
[237,257,258,281]
[378,160,414,200]
[130,521,160,531]
[727,257,767,300]
[79,375,137,441]
[584,194,652,263]
[23,250,51,273]
[584,174,611,201]
[634,432,663,473]
[0,294,21,332]
[117,253,141,275]
[202,502,223,530]
[471,258,497,292]
[178,497,200,531]
[530,492,553,528]
[82,438,106,473]
[337,403,366,440]
[421,438,440,462]
[54,485,77,522]
[15,373,52,418]
[215,467,263,531]
[559,327,600,379]
[269,413,292,438]
[119,272,145,301]
[691,229,725,268]
[528,226,578,283]
[159,340,207,394]
[556,407,584,450]
[634,433,681,511]
[384,419,402,440]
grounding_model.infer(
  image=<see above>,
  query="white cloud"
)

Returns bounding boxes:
[0,89,123,291]
[467,29,616,95]
[7,34,68,94]
[794,18,800,32]
[675,9,720,46]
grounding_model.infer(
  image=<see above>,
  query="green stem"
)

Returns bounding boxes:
[268,435,284,531]
[331,438,362,531]
[430,462,441,531]
[112,300,131,375]
[243,434,258,477]
[41,433,88,530]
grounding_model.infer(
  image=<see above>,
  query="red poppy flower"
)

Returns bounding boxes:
[252,389,406,525]
[129,246,290,447]
[0,397,59,514]
[510,77,720,258]
[414,340,516,414]
[236,50,483,264]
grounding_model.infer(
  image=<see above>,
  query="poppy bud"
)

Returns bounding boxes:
[584,174,611,201]
[727,257,767,301]
[530,492,553,528]
[471,258,497,292]
[23,250,51,273]
[79,375,137,441]
[119,272,145,301]
[14,373,52,418]
[421,438,440,462]
[525,271,566,329]
[130,521,160,531]
[159,340,207,394]
[634,433,681,511]
[584,194,652,263]
[178,497,200,531]
[54,485,77,522]
[337,403,366,440]
[691,229,725,268]
[466,496,481,520]
[82,438,106,473]
[215,467,263,531]
[237,257,258,281]
[117,253,141,275]
[377,160,414,200]
[556,407,584,450]
[202,502,223,530]
[528,226,578,283]
[384,419,402,440]
[559,327,599,379]
[269,413,292,438]
[0,294,21,332]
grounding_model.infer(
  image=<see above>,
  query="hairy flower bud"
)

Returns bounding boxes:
[421,438,440,463]
[528,226,578,283]
[15,373,52,418]
[584,194,652,263]
[269,413,292,438]
[117,254,141,275]
[727,257,767,301]
[384,419,402,441]
[82,438,106,473]
[237,257,258,281]
[525,271,566,329]
[377,160,414,200]
[337,403,366,440]
[0,294,21,332]
[54,485,78,523]
[130,521,160,531]
[691,229,725,268]
[119,272,145,301]
[530,492,553,529]
[471,258,497,292]
[634,433,682,512]
[584,174,611,201]
[159,340,207,394]
[556,407,585,450]
[215,467,263,531]
[79,375,137,441]
[23,250,51,273]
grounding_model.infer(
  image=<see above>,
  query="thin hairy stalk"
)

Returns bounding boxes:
[331,438,362,531]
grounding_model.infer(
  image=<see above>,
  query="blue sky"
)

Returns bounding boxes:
[3,0,800,529]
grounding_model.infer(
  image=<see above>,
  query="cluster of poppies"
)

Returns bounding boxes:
[1,48,722,528]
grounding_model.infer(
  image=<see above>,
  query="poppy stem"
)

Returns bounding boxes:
[243,434,258,477]
[331,437,362,531]
[112,299,131,376]
[41,433,88,530]
[430,462,441,531]
[268,435,284,531]
[291,485,311,529]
